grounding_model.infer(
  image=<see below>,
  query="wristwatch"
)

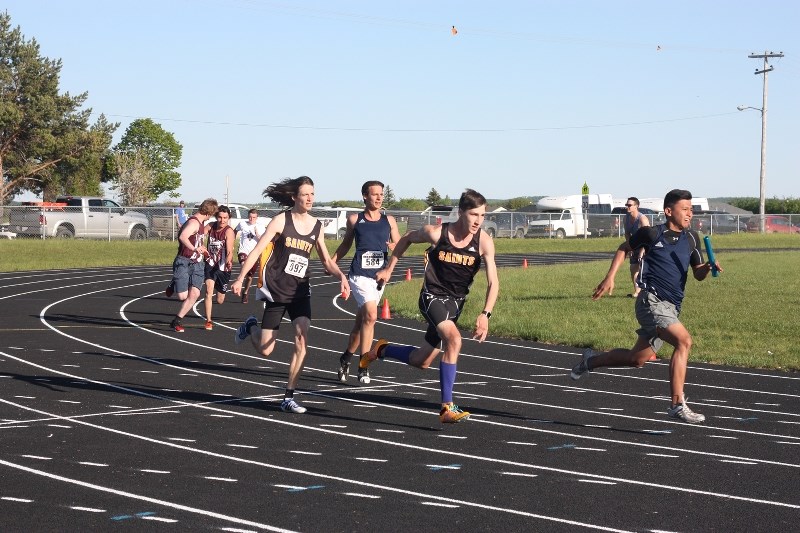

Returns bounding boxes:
[481,310,492,319]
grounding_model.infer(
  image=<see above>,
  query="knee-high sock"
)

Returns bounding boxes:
[382,344,413,364]
[440,362,457,404]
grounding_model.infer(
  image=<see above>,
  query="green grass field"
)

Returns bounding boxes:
[2,234,798,370]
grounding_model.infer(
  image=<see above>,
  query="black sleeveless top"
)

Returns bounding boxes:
[422,223,482,299]
[257,211,322,303]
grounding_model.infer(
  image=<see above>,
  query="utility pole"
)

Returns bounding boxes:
[747,51,783,233]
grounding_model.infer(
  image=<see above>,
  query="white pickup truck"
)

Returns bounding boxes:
[9,196,150,239]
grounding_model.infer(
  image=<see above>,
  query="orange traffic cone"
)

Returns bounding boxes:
[523,258,528,268]
[380,299,392,319]
[405,268,412,281]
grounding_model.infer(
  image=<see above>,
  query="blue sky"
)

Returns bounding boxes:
[6,1,799,204]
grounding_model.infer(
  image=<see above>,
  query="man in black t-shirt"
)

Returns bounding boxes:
[570,189,723,424]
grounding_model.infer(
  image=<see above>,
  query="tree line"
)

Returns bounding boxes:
[0,12,181,205]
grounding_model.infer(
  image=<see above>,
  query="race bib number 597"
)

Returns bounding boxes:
[284,254,309,278]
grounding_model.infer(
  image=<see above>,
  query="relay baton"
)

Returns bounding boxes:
[703,235,719,277]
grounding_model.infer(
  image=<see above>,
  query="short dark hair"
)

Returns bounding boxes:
[627,197,640,206]
[458,188,487,212]
[217,205,231,216]
[663,189,692,210]
[361,180,384,196]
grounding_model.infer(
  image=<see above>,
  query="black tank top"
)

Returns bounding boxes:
[257,211,322,303]
[423,223,482,299]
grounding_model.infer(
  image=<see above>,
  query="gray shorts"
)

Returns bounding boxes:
[172,256,205,293]
[635,291,681,353]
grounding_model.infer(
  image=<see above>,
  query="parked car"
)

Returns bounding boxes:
[691,211,748,235]
[406,205,497,237]
[485,212,529,238]
[746,215,800,234]
[9,197,149,239]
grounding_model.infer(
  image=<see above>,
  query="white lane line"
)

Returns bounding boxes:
[227,444,258,449]
[343,493,381,498]
[20,455,51,460]
[78,462,109,467]
[290,451,322,456]
[355,458,388,462]
[204,477,237,482]
[139,469,171,474]
[58,400,81,404]
[70,506,106,512]
[645,453,680,458]
[708,435,738,440]
[141,516,179,523]
[500,472,539,478]
[575,447,607,452]
[167,438,196,442]
[579,480,616,485]
[2,496,33,502]
[1,459,295,531]
[720,460,759,465]
[507,442,537,446]
[438,435,467,440]
[421,501,460,508]
[319,424,347,428]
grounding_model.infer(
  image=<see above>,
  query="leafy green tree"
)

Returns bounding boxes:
[507,196,534,210]
[395,197,427,211]
[0,13,117,203]
[112,118,182,200]
[109,149,154,206]
[425,187,442,206]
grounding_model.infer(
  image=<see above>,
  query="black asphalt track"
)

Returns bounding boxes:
[1,255,798,532]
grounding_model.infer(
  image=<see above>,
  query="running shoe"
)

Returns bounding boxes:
[357,367,370,384]
[667,399,706,424]
[337,356,351,383]
[439,403,470,423]
[234,315,258,344]
[170,317,184,333]
[242,293,249,304]
[361,338,388,367]
[570,348,598,380]
[280,399,307,414]
[204,321,213,331]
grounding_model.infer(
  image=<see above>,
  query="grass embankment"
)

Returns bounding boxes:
[1,234,797,370]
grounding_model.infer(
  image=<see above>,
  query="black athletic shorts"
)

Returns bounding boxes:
[204,263,231,294]
[260,298,312,330]
[418,291,465,347]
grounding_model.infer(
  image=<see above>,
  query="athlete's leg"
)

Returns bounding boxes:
[286,316,311,390]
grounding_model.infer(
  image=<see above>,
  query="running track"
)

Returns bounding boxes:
[0,255,797,532]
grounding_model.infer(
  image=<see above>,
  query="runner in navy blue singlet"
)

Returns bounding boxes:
[361,189,500,424]
[570,189,723,424]
[330,181,401,385]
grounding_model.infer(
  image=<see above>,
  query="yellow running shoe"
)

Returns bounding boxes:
[439,402,470,423]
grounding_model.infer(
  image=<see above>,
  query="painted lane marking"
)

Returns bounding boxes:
[142,516,179,523]
[500,472,538,478]
[427,464,461,471]
[719,460,759,465]
[579,480,616,485]
[139,469,171,474]
[708,435,738,440]
[355,458,388,462]
[20,455,51,460]
[2,497,33,502]
[70,506,105,512]
[646,454,680,458]
[58,400,81,404]
[227,444,258,449]
[775,441,800,445]
[47,424,72,428]
[78,462,109,467]
[421,501,460,508]
[507,441,537,446]
[274,484,325,493]
[208,414,235,418]
[575,447,607,452]
[204,477,237,482]
[167,438,196,442]
[343,493,381,498]
[375,429,404,433]
[319,424,347,428]
[438,435,467,440]
[290,451,322,456]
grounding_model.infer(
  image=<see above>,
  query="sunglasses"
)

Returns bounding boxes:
[625,204,635,207]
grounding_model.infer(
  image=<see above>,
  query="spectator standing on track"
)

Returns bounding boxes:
[175,200,188,227]
[234,208,265,304]
[623,197,650,298]
[166,198,219,332]
[203,205,236,331]
[571,189,722,424]
[361,189,499,423]
[230,176,350,414]
[330,180,401,385]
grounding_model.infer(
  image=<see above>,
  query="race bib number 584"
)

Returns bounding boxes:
[284,254,309,278]
[361,251,384,269]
